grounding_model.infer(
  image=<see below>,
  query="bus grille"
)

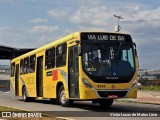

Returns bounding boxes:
[98,91,128,98]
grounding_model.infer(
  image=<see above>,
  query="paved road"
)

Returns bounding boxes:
[0,92,159,120]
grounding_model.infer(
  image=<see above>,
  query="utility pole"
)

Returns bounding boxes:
[113,15,124,32]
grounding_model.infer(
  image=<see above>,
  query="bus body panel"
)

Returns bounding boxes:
[10,31,138,105]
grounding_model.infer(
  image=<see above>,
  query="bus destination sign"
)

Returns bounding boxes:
[81,33,132,42]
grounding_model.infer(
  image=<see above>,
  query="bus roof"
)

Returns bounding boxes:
[11,31,131,62]
[11,32,79,62]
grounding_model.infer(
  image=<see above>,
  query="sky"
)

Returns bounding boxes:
[0,0,160,69]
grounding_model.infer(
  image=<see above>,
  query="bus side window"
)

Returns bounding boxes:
[23,57,29,74]
[45,47,55,69]
[56,43,67,67]
[11,62,15,77]
[30,55,36,73]
[20,59,23,75]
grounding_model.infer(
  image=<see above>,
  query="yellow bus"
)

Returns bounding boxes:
[10,31,139,107]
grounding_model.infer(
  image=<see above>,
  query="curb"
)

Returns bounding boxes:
[116,99,160,105]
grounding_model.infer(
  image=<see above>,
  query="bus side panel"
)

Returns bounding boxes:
[43,41,71,99]
[43,70,57,98]
[59,67,69,99]
[43,68,68,98]
[43,71,66,99]
[23,74,37,97]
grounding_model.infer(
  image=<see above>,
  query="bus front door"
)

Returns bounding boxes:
[68,46,79,98]
[36,56,43,97]
[15,64,19,96]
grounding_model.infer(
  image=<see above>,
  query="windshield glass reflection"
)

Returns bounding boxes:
[82,43,135,77]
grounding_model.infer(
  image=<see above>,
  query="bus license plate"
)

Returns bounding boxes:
[107,95,118,99]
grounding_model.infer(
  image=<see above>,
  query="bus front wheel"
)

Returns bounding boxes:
[58,85,72,107]
[98,99,113,108]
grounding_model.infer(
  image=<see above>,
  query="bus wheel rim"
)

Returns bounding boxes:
[23,91,26,100]
[60,90,66,104]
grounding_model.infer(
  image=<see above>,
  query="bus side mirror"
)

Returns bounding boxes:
[135,49,137,56]
[133,42,139,69]
[133,43,137,56]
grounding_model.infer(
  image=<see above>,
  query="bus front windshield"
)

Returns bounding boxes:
[82,43,135,77]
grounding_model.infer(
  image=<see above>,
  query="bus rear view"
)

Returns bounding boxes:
[79,32,138,107]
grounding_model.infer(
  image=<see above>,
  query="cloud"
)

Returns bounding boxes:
[0,0,21,4]
[119,6,160,46]
[70,6,113,27]
[38,35,60,45]
[124,7,160,27]
[48,9,69,17]
[0,26,30,47]
[0,26,59,48]
[70,3,160,28]
[29,25,59,33]
[67,1,160,69]
[29,18,48,24]
[70,3,160,46]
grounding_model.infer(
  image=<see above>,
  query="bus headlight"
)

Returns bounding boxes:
[82,78,93,88]
[130,82,137,89]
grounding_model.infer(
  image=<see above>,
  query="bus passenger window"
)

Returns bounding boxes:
[30,55,36,73]
[56,43,67,67]
[23,57,29,74]
[45,47,55,69]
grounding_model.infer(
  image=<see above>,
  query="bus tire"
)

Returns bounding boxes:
[98,99,113,108]
[58,85,72,107]
[22,87,29,102]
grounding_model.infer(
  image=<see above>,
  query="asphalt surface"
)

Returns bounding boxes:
[0,92,159,120]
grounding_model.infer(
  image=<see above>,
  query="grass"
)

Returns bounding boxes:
[142,86,160,91]
[0,106,22,111]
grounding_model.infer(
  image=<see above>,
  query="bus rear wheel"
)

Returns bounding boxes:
[58,85,72,107]
[98,99,113,108]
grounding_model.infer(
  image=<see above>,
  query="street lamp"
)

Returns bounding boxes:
[113,15,124,32]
